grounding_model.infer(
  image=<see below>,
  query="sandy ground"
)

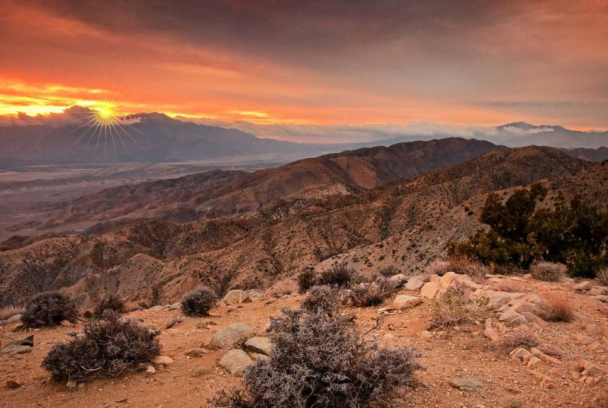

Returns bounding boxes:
[1,276,608,408]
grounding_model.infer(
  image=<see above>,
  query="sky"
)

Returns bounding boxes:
[1,0,608,140]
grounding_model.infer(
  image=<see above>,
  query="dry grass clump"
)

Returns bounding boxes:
[267,279,299,298]
[597,268,608,286]
[349,277,399,307]
[378,265,401,278]
[538,294,574,322]
[180,286,218,317]
[0,305,24,321]
[530,262,567,282]
[318,262,361,288]
[430,285,490,328]
[448,256,489,284]
[425,259,452,276]
[494,332,539,354]
[93,294,127,318]
[42,311,161,382]
[207,296,421,408]
[297,268,316,293]
[21,292,78,328]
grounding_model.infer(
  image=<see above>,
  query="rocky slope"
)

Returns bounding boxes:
[0,145,598,308]
[15,138,504,233]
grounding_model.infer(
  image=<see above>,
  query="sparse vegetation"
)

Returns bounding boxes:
[597,267,608,286]
[448,256,488,283]
[300,285,341,314]
[267,279,298,298]
[538,294,574,322]
[349,277,398,307]
[42,311,161,382]
[430,284,490,328]
[378,265,400,278]
[425,259,452,276]
[93,294,127,318]
[530,262,567,282]
[0,305,23,321]
[318,262,361,288]
[21,292,78,328]
[180,286,218,317]
[297,267,316,293]
[208,295,421,408]
[449,184,608,277]
[494,332,539,354]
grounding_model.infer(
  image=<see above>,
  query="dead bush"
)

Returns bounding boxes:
[597,268,608,286]
[350,277,398,307]
[297,268,316,294]
[530,262,567,282]
[21,292,78,328]
[318,262,361,288]
[494,332,539,354]
[538,294,574,322]
[430,285,490,328]
[181,286,218,317]
[42,311,161,382]
[300,285,341,314]
[378,265,401,278]
[267,279,298,298]
[425,260,451,276]
[0,305,23,321]
[207,300,421,407]
[93,295,127,318]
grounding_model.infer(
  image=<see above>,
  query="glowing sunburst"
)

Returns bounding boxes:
[70,84,141,159]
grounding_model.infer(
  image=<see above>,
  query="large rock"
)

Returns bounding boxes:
[405,277,425,291]
[209,323,255,350]
[421,282,440,299]
[244,337,273,356]
[222,290,251,305]
[219,349,254,376]
[393,295,423,310]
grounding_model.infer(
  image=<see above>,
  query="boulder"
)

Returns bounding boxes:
[393,295,423,310]
[209,323,255,350]
[404,277,425,291]
[222,290,251,305]
[219,349,254,376]
[244,337,273,356]
[421,282,440,299]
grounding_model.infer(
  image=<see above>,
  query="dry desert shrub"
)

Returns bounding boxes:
[21,292,78,328]
[494,332,539,354]
[425,259,452,276]
[538,294,574,322]
[597,268,608,286]
[300,285,341,314]
[0,305,24,321]
[448,256,489,284]
[530,262,567,282]
[318,262,361,288]
[207,295,421,408]
[181,286,218,317]
[93,294,127,318]
[378,265,401,278]
[267,279,299,298]
[297,268,316,293]
[349,277,399,308]
[430,284,491,328]
[42,311,161,382]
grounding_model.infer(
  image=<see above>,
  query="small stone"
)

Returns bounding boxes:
[393,295,423,310]
[66,380,77,390]
[153,356,174,366]
[60,320,75,328]
[165,317,183,330]
[388,274,408,285]
[498,397,522,408]
[573,281,592,291]
[192,367,213,377]
[6,314,22,324]
[449,377,486,392]
[222,290,251,305]
[195,319,217,329]
[404,276,425,291]
[145,366,156,375]
[6,380,21,389]
[185,348,207,358]
[249,352,270,362]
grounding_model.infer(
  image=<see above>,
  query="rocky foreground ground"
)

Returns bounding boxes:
[1,273,608,408]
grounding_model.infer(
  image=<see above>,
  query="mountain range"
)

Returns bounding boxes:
[1,137,606,308]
